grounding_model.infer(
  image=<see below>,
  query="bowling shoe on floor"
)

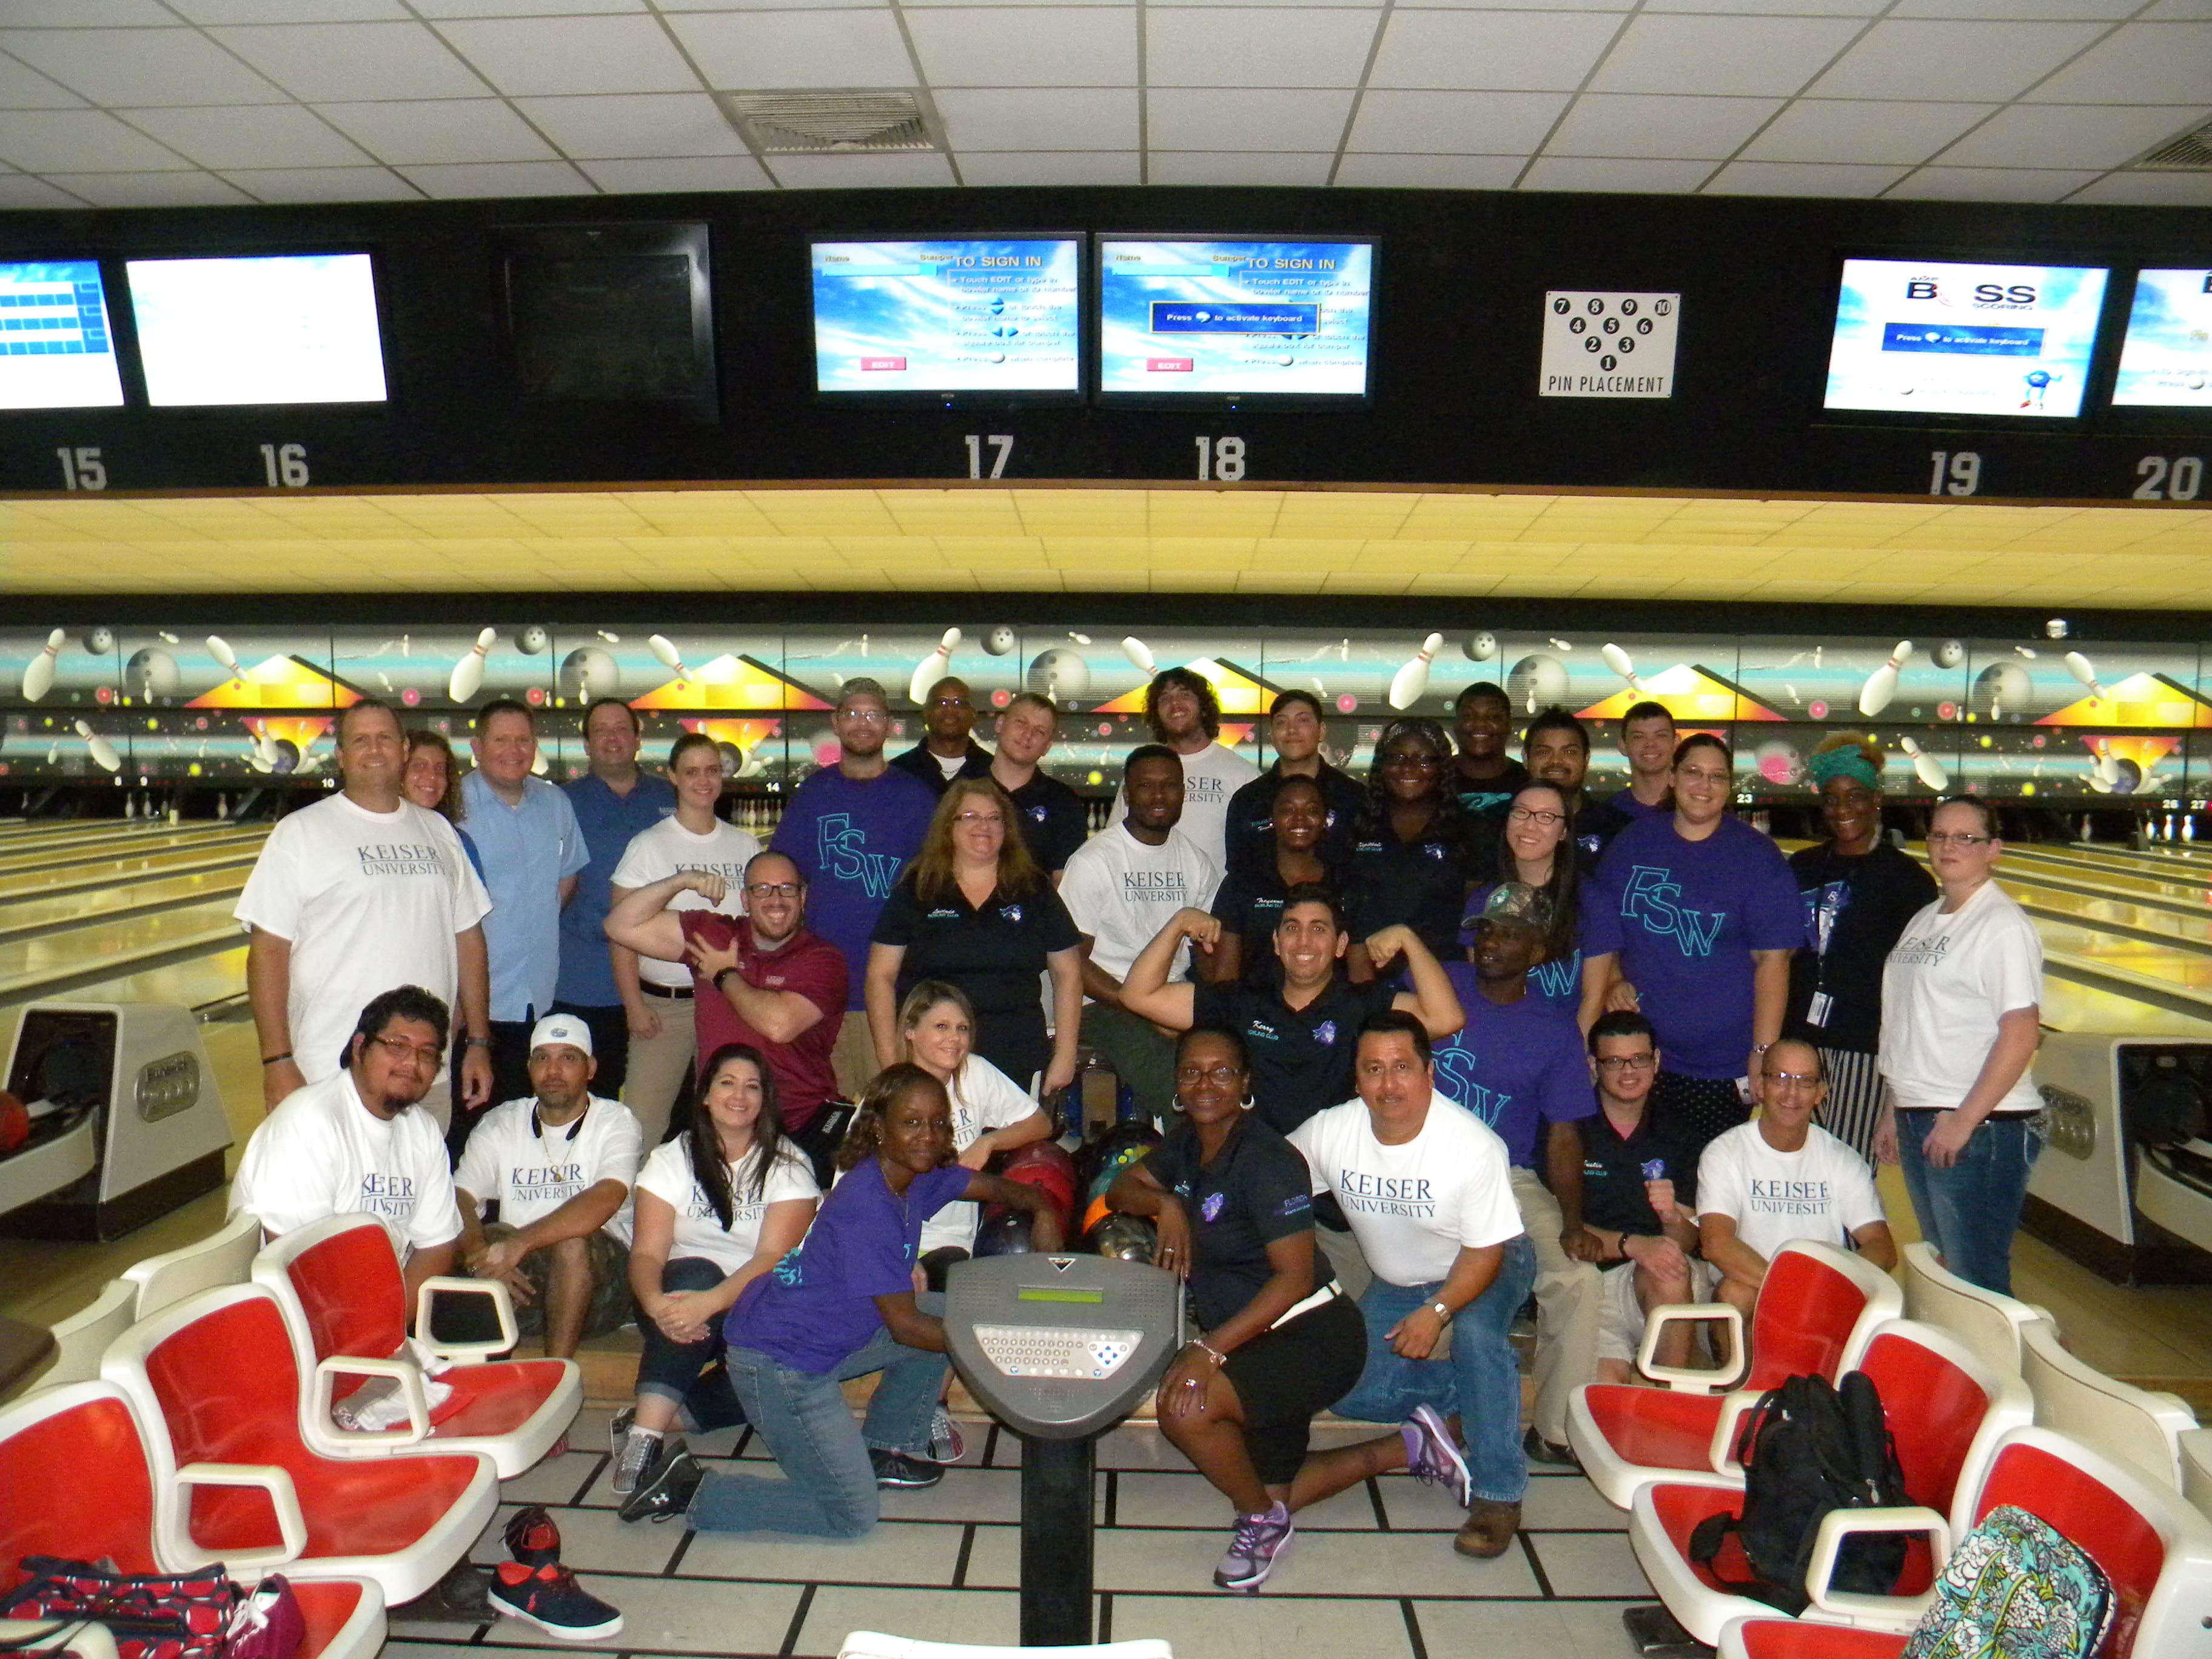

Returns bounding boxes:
[929,1407,967,1464]
[1403,1404,1473,1507]
[487,1561,623,1641]
[871,1449,945,1489]
[1454,1498,1521,1558]
[620,1448,705,1524]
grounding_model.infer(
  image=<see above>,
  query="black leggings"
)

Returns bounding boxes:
[1216,1294,1368,1486]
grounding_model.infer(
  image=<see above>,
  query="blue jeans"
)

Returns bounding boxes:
[1332,1236,1537,1506]
[1896,1113,2040,1296]
[687,1308,949,1538]
[634,1258,728,1406]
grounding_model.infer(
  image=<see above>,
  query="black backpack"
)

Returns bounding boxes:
[1687,1372,1911,1615]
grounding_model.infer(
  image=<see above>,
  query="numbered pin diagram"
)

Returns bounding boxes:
[1540,290,1681,399]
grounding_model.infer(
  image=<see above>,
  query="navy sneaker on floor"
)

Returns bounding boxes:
[870,1447,944,1489]
[502,1504,563,1568]
[487,1562,623,1641]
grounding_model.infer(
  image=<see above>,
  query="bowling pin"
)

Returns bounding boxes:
[1898,736,1948,791]
[649,633,692,681]
[74,720,121,773]
[1548,638,1574,652]
[22,628,63,703]
[1121,637,1156,675]
[447,627,497,703]
[206,635,240,683]
[1857,641,1914,718]
[2091,740,2121,791]
[2187,817,2197,842]
[1388,634,1445,711]
[2063,651,2107,702]
[1600,643,1644,694]
[908,628,962,705]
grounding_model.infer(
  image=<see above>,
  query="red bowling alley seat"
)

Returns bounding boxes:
[252,1213,579,1478]
[1569,1241,1903,1509]
[1716,1426,2212,1659]
[1629,1319,2033,1647]
[0,1378,385,1659]
[101,1282,497,1606]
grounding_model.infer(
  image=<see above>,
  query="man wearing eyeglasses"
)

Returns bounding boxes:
[605,851,849,1177]
[890,676,996,797]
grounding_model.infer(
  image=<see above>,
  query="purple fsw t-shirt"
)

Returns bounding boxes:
[1430,962,1597,1167]
[771,765,938,1010]
[1596,814,1807,1081]
[730,1156,971,1374]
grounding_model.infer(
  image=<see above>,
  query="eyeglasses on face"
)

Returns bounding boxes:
[369,1034,444,1067]
[1595,1053,1657,1073]
[1508,806,1565,826]
[839,708,889,725]
[745,881,803,899]
[1676,766,1730,786]
[954,811,1005,828]
[1926,831,1994,847]
[1763,1071,1824,1090]
[1176,1064,1245,1087]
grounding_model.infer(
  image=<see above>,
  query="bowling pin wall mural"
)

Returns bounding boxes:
[7,618,2212,809]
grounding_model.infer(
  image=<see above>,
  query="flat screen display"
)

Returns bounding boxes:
[811,238,1080,394]
[2111,269,2212,408]
[0,260,123,410]
[1098,238,1375,397]
[126,253,387,406]
[1823,258,2108,420]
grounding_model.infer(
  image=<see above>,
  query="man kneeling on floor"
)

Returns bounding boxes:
[453,1013,645,1360]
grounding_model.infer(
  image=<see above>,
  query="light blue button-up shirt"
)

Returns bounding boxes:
[461,769,590,1022]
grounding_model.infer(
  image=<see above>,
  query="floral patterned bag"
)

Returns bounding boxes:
[1901,1506,2116,1659]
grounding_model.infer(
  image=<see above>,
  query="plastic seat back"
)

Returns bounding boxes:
[0,1381,160,1587]
[1854,1318,2024,1520]
[2021,1319,2197,1492]
[35,1279,137,1390]
[1744,1241,1902,1389]
[254,1215,409,1363]
[123,1210,264,1321]
[1901,1241,2044,1379]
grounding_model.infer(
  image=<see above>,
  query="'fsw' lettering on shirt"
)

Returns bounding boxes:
[1432,1047,1513,1129]
[1528,948,1583,1003]
[1619,865,1727,957]
[816,813,906,899]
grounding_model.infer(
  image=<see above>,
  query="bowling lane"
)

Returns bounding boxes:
[0,826,264,880]
[0,834,265,899]
[0,864,252,945]
[1992,873,2212,950]
[2042,977,2212,1038]
[2010,845,2212,890]
[0,898,241,1005]
[1988,849,2211,909]
[0,820,210,854]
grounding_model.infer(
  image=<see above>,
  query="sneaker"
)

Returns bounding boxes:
[610,1427,668,1498]
[1402,1404,1473,1509]
[928,1407,967,1464]
[486,1561,623,1641]
[870,1447,944,1489]
[618,1447,704,1525]
[1523,1425,1582,1469]
[1213,1501,1294,1592]
[503,1504,562,1568]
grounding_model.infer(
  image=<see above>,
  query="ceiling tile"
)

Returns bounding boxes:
[2141,0,2212,16]
[955,150,1141,182]
[47,169,253,206]
[1346,89,1569,152]
[122,103,373,170]
[1888,164,2102,200]
[0,27,286,107]
[0,172,85,207]
[0,56,87,108]
[0,109,189,171]
[1744,98,1996,164]
[396,159,595,197]
[1590,15,1866,95]
[417,0,646,11]
[221,164,420,201]
[1369,12,1626,92]
[2066,169,2212,203]
[511,92,746,158]
[1807,20,2106,100]
[210,21,488,101]
[575,154,773,190]
[907,9,1137,87]
[933,87,1138,150]
[1894,0,2136,15]
[1545,93,1780,158]
[665,10,915,89]
[1147,8,1377,87]
[169,0,406,18]
[2028,22,2212,101]
[765,152,957,186]
[1703,158,1907,195]
[1520,155,1716,190]
[1148,87,1354,151]
[1332,153,1526,187]
[1939,103,2207,169]
[0,1,173,22]
[660,0,876,9]
[436,15,700,96]
[1148,151,1333,184]
[1646,0,1882,13]
[318,98,557,165]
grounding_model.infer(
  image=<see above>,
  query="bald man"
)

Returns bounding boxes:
[889,676,994,798]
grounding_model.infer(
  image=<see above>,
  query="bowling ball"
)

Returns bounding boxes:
[1936,639,1966,671]
[558,647,620,700]
[1463,631,1498,663]
[82,627,115,655]
[267,737,300,776]
[997,1142,1077,1220]
[1074,1121,1161,1200]
[514,625,549,655]
[1087,1213,1158,1264]
[2111,757,2145,795]
[1506,653,1569,714]
[125,648,181,700]
[1080,1193,1113,1236]
[1972,662,2031,720]
[1025,648,1090,703]
[983,626,1016,657]
[1753,740,1803,788]
[974,1205,1037,1258]
[0,1090,27,1154]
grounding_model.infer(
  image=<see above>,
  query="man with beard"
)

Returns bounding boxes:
[890,676,994,797]
[1522,708,1632,865]
[1110,668,1260,870]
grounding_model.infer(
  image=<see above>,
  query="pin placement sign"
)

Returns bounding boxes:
[1539,291,1680,400]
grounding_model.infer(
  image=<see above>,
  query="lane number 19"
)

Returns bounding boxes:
[1929,451,1980,497]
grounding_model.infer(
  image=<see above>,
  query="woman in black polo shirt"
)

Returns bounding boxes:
[865,778,1083,1097]
[1106,1027,1467,1594]
[1207,776,1346,987]
[1346,717,1482,968]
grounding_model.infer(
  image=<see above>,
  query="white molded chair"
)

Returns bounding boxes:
[2180,1427,2212,1525]
[122,1208,264,1320]
[2020,1317,2199,1492]
[1898,1241,2046,1379]
[30,1278,137,1390]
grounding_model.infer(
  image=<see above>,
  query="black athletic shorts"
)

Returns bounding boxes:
[1218,1291,1367,1485]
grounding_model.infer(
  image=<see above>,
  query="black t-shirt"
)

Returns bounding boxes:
[1208,858,1347,987]
[1785,840,1939,1054]
[1577,1107,1698,1261]
[1223,761,1367,878]
[1001,769,1090,874]
[871,872,1082,1079]
[1139,1113,1330,1331]
[1346,819,1478,963]
[1191,973,1402,1136]
[1571,793,1635,863]
[1453,756,1530,880]
[887,741,994,798]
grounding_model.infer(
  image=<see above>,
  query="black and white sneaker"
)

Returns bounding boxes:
[928,1407,967,1464]
[606,1406,634,1463]
[618,1447,705,1524]
[870,1448,944,1489]
[486,1562,623,1641]
[611,1426,670,1498]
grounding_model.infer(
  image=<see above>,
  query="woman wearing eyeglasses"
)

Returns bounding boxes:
[1461,781,1621,1033]
[1878,797,2044,1294]
[1595,735,1806,1163]
[866,777,1084,1100]
[1347,717,1481,971]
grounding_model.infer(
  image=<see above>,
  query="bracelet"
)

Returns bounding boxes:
[464,1036,491,1048]
[714,968,739,991]
[261,1051,292,1066]
[1190,1339,1227,1367]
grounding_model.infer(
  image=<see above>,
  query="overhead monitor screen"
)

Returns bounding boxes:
[0,261,124,410]
[1098,238,1375,397]
[1823,258,2108,420]
[811,238,1080,394]
[2111,269,2212,407]
[126,253,388,406]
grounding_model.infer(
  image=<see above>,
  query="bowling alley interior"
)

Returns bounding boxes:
[5,5,2212,1654]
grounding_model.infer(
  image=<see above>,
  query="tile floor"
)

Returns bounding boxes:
[387,1407,1652,1659]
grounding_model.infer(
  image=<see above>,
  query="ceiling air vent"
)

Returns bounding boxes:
[2129,118,2212,172]
[719,91,941,155]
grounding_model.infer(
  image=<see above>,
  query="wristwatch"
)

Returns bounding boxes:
[1429,1300,1450,1321]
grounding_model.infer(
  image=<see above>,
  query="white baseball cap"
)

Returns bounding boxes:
[529,1013,594,1057]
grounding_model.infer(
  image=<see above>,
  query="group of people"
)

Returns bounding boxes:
[223,662,2048,1593]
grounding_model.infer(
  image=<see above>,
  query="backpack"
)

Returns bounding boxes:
[1900,1505,2116,1659]
[1687,1371,1911,1615]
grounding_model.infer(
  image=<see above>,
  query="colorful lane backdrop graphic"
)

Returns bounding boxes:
[8,623,2212,803]
[0,260,124,411]
[1098,240,1374,397]
[1824,258,2108,420]
[2113,269,2212,409]
[810,240,1081,394]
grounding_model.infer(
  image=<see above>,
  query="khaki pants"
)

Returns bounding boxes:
[1315,1221,1373,1302]
[830,1011,882,1102]
[1510,1164,1602,1447]
[625,996,697,1150]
